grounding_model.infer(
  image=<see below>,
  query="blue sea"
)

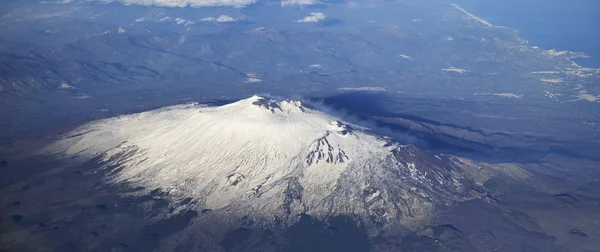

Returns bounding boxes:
[454,0,600,68]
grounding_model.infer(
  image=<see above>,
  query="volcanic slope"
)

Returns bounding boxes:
[44,96,507,234]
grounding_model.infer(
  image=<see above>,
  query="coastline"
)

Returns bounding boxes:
[452,0,600,69]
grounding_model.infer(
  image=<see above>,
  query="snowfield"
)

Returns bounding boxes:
[44,96,478,235]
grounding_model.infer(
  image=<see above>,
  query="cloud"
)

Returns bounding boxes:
[578,90,599,102]
[442,67,469,74]
[174,17,195,25]
[281,0,319,7]
[143,16,195,25]
[474,93,524,99]
[67,0,256,8]
[540,78,564,83]
[337,87,386,92]
[59,82,76,89]
[245,73,262,83]
[200,15,237,22]
[200,17,216,22]
[216,15,237,22]
[296,12,325,23]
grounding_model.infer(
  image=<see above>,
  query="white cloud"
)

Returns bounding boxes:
[579,90,599,102]
[531,71,560,74]
[200,17,216,22]
[174,17,195,25]
[59,82,75,89]
[135,17,145,22]
[540,78,564,83]
[216,15,237,22]
[442,67,469,74]
[79,0,256,7]
[159,16,172,22]
[199,15,237,23]
[216,15,237,23]
[281,0,319,7]
[338,87,387,92]
[474,93,523,99]
[296,12,325,23]
[246,73,262,83]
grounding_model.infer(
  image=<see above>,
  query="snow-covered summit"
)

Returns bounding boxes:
[249,95,309,114]
[44,96,475,234]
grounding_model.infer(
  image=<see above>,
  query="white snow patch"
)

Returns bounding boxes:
[407,162,418,177]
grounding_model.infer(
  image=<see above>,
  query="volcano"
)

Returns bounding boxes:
[42,96,517,250]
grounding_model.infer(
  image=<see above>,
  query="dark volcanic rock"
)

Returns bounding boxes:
[506,209,544,233]
[10,214,23,222]
[282,214,371,252]
[568,229,588,237]
[553,193,580,206]
[221,228,252,252]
